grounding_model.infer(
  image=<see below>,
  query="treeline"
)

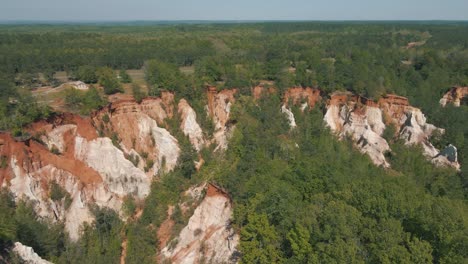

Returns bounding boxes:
[0,32,214,74]
[0,75,51,133]
[1,23,467,104]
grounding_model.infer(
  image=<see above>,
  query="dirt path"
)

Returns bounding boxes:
[120,237,127,264]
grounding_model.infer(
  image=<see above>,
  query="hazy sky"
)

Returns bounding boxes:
[1,0,467,21]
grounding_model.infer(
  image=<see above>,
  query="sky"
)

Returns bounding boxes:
[1,0,467,21]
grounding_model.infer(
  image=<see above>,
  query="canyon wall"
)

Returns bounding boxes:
[322,92,459,169]
[0,94,205,241]
[0,86,462,263]
[206,87,237,151]
[280,88,460,169]
[160,184,239,264]
[440,86,468,107]
[12,242,52,264]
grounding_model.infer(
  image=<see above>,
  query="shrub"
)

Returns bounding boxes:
[50,182,67,201]
[102,113,110,123]
[50,145,61,155]
[144,159,154,172]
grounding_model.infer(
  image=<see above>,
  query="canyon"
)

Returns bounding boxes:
[1,86,461,263]
[280,87,459,170]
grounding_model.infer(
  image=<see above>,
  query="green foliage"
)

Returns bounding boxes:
[102,113,110,123]
[388,142,464,199]
[140,151,148,159]
[98,67,123,95]
[0,22,467,263]
[0,190,16,249]
[240,213,281,264]
[176,136,197,179]
[14,201,66,259]
[0,76,51,130]
[140,173,189,227]
[57,207,123,264]
[0,156,8,169]
[125,223,157,264]
[64,87,83,109]
[123,196,137,218]
[428,104,468,196]
[127,153,140,167]
[144,159,154,173]
[49,182,72,210]
[382,122,397,142]
[111,132,120,148]
[131,83,146,103]
[286,224,313,262]
[74,66,98,83]
[195,56,227,83]
[145,59,185,95]
[50,145,61,155]
[209,91,468,263]
[49,182,67,201]
[64,86,107,114]
[83,86,107,112]
[119,70,132,83]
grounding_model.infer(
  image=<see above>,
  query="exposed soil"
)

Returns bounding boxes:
[157,206,175,250]
[283,87,322,108]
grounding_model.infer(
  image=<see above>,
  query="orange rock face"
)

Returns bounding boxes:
[206,183,230,199]
[207,87,236,119]
[0,115,109,239]
[378,94,412,125]
[92,94,180,174]
[207,88,237,151]
[28,113,98,141]
[1,115,102,187]
[0,93,184,240]
[283,87,322,109]
[252,85,277,100]
[328,91,357,106]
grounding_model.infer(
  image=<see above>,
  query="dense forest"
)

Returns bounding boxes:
[0,22,467,263]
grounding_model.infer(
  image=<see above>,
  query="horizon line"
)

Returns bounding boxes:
[1,19,468,24]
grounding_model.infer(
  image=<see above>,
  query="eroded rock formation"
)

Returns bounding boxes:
[252,85,276,101]
[322,92,459,169]
[0,85,462,263]
[206,86,237,151]
[160,184,239,264]
[1,115,106,240]
[178,99,205,151]
[283,87,322,109]
[281,87,322,131]
[324,92,391,167]
[92,95,180,175]
[440,86,468,107]
[0,95,187,240]
[12,242,52,264]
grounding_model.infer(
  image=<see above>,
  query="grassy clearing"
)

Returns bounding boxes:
[126,69,145,83]
[53,71,69,83]
[179,66,195,75]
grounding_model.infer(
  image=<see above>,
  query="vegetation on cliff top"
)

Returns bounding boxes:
[0,22,467,263]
